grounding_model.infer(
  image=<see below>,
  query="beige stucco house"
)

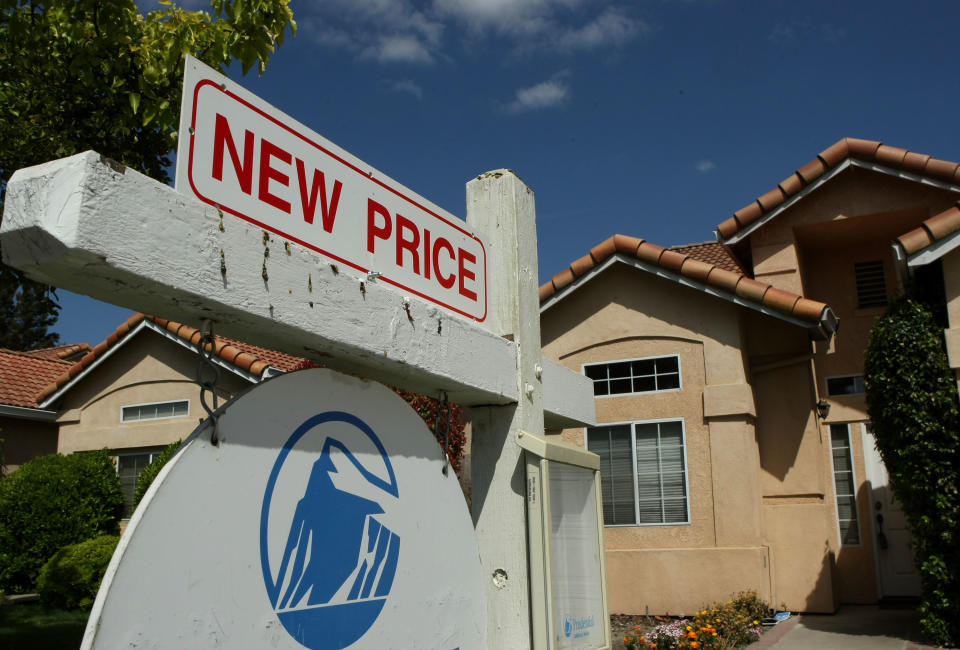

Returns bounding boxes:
[1,314,304,515]
[539,138,960,615]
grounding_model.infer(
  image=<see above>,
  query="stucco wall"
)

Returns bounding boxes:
[541,263,770,614]
[55,329,251,455]
[0,415,58,473]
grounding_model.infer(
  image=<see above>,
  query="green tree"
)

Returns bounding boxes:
[864,298,960,646]
[0,0,296,348]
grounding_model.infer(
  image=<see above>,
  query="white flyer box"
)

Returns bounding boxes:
[176,56,488,322]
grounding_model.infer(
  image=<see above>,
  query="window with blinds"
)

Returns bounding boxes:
[830,424,861,545]
[587,420,689,526]
[117,450,163,518]
[122,400,189,422]
[854,260,887,308]
[583,355,681,397]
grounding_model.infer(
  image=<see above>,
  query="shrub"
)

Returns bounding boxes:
[865,298,960,647]
[625,591,768,650]
[132,440,181,509]
[37,535,119,610]
[0,450,124,594]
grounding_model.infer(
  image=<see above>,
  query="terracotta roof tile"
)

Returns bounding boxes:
[36,314,308,404]
[719,138,960,241]
[898,201,960,256]
[670,242,746,274]
[21,343,93,362]
[0,349,74,408]
[540,235,829,328]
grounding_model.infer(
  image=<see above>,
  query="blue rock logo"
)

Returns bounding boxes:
[260,412,400,649]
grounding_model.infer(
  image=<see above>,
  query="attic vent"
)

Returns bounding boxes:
[854,260,887,308]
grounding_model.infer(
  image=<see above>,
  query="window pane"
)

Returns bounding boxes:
[632,376,656,393]
[609,378,632,395]
[830,425,860,544]
[656,374,680,390]
[121,407,139,422]
[827,376,865,396]
[608,362,632,379]
[631,359,655,376]
[587,426,635,525]
[155,402,174,418]
[173,401,188,416]
[584,365,607,381]
[655,357,678,373]
[118,453,153,518]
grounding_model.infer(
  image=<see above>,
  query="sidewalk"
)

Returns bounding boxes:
[753,605,948,650]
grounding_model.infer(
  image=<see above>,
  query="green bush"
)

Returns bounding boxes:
[0,451,124,594]
[36,535,119,610]
[132,440,181,510]
[865,298,960,647]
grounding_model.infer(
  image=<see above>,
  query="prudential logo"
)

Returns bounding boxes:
[260,412,400,649]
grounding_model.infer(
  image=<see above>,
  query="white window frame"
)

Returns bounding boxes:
[120,399,190,423]
[825,374,865,397]
[584,417,691,528]
[828,423,862,547]
[581,354,682,399]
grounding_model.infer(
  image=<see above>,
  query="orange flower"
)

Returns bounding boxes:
[688,631,697,638]
[690,643,700,649]
[624,636,630,643]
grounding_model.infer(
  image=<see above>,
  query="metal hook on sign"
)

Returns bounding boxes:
[195,319,221,446]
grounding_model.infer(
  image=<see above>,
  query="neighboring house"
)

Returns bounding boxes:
[1,313,305,516]
[539,138,960,615]
[0,344,90,473]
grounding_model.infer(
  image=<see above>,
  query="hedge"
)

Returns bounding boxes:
[864,298,960,646]
[37,535,120,610]
[0,450,124,594]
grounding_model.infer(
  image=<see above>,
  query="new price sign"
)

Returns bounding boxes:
[175,56,487,322]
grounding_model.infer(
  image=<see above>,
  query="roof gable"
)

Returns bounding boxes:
[717,138,960,244]
[38,314,307,407]
[540,235,836,339]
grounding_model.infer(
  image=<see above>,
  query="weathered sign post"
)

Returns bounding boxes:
[0,57,599,648]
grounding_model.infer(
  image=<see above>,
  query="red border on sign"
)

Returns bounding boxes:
[186,79,487,323]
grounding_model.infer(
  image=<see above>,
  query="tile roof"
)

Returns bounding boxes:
[20,343,93,362]
[897,200,960,256]
[0,349,73,408]
[670,241,747,275]
[37,314,308,404]
[717,138,960,241]
[539,234,830,326]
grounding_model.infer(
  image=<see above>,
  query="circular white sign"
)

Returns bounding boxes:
[83,368,486,649]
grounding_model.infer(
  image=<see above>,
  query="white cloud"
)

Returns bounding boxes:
[385,79,425,99]
[297,1,645,65]
[696,160,716,173]
[362,35,435,64]
[506,79,570,113]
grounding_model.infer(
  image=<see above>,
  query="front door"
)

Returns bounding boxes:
[861,427,921,598]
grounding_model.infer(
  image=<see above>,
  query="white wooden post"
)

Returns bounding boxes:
[467,170,543,649]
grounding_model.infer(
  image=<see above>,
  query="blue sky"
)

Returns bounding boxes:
[53,0,960,345]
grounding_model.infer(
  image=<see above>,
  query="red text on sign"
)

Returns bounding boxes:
[367,200,478,302]
[211,113,343,233]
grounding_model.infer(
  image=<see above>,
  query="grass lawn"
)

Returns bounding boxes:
[0,601,88,650]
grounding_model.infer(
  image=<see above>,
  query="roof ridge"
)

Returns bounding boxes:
[717,137,960,240]
[36,314,309,405]
[0,347,75,364]
[539,234,828,325]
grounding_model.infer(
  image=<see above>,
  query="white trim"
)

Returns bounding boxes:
[0,403,59,421]
[827,423,862,547]
[540,254,837,339]
[860,423,885,601]
[906,228,960,267]
[120,399,190,423]
[39,319,281,408]
[586,417,692,528]
[581,354,683,398]
[720,158,960,246]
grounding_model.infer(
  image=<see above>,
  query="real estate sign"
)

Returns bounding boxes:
[176,56,488,322]
[83,370,486,649]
